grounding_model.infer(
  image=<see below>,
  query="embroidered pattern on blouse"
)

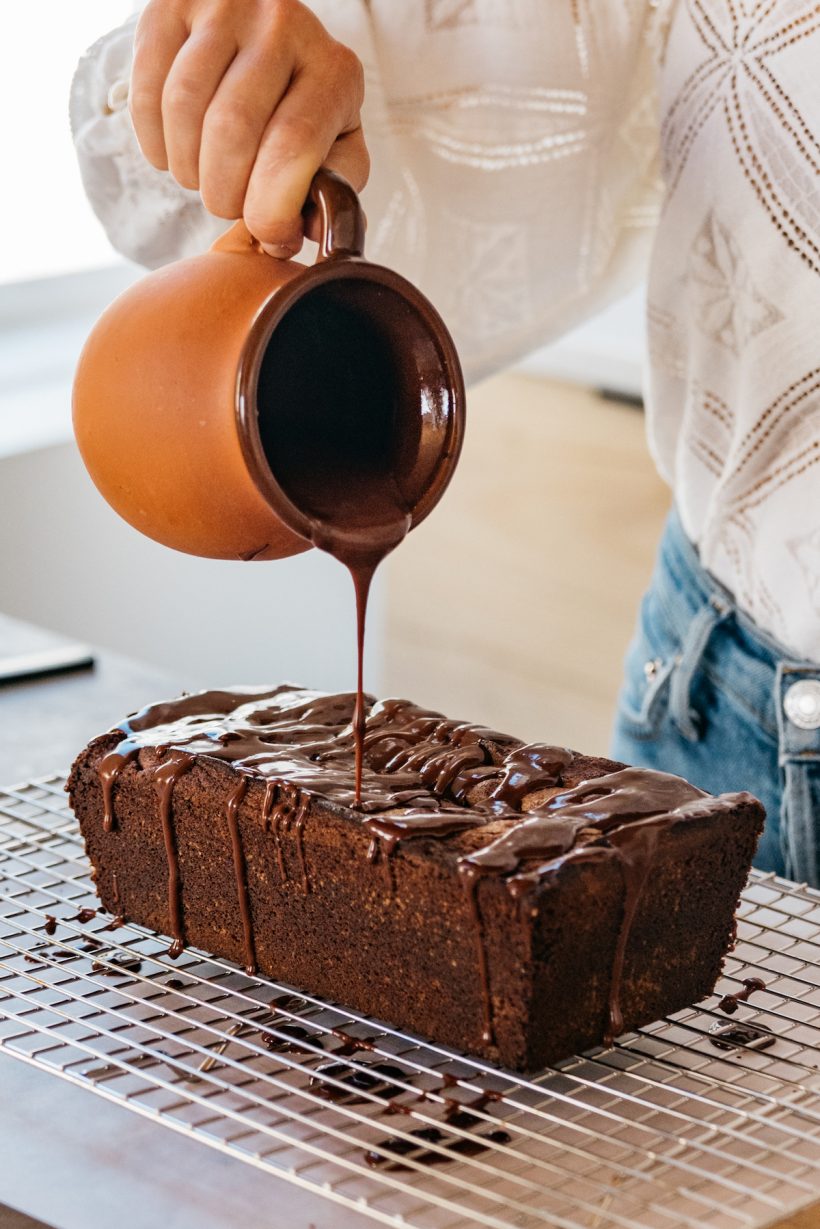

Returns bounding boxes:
[425,0,527,29]
[441,211,532,341]
[661,0,820,275]
[687,209,783,354]
[425,0,478,28]
[687,369,820,637]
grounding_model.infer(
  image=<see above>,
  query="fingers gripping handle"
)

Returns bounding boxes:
[211,168,365,261]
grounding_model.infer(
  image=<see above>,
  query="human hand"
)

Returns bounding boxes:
[130,0,369,257]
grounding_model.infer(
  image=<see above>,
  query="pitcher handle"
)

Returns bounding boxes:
[306,167,365,260]
[210,168,365,261]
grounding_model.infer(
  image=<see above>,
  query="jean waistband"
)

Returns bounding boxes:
[654,508,820,761]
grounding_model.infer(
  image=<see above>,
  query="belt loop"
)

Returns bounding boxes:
[776,662,820,884]
[669,592,732,741]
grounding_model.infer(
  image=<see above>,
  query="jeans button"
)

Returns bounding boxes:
[784,679,820,730]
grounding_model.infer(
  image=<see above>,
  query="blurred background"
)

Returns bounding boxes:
[0,3,669,759]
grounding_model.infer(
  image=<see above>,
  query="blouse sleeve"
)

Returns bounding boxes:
[70,1,671,383]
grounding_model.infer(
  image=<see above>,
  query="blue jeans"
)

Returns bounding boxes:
[611,508,820,883]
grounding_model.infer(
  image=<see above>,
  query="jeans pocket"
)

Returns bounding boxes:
[780,759,820,885]
[615,585,680,740]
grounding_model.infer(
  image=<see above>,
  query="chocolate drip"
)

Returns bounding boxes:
[226,777,256,974]
[310,1060,405,1105]
[458,864,493,1045]
[261,778,310,892]
[153,750,195,958]
[604,823,662,1041]
[261,780,286,879]
[70,908,97,924]
[718,977,766,1015]
[92,953,143,976]
[292,793,310,894]
[98,746,139,831]
[330,1029,376,1055]
[709,1022,774,1052]
[366,1092,511,1170]
[364,810,483,866]
[261,1024,322,1056]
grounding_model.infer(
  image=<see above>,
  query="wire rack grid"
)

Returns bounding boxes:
[2,774,820,1229]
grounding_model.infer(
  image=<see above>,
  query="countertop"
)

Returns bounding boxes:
[0,613,190,784]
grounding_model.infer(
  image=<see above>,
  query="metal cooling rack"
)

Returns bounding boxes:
[2,777,820,1229]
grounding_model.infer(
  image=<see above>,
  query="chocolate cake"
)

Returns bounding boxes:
[67,686,764,1071]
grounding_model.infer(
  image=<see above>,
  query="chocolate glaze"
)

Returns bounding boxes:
[95,687,753,1051]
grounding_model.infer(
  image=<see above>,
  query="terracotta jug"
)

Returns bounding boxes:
[72,169,465,562]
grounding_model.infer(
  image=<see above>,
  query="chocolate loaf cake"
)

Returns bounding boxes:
[67,686,764,1071]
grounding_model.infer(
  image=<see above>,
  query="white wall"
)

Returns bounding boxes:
[0,441,384,693]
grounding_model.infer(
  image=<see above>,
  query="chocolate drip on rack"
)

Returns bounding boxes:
[718,977,766,1015]
[709,1022,775,1052]
[310,1060,405,1105]
[366,1091,511,1171]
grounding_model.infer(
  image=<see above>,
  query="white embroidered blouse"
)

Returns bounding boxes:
[70,1,820,663]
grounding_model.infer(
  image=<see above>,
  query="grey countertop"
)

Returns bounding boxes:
[0,613,190,783]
